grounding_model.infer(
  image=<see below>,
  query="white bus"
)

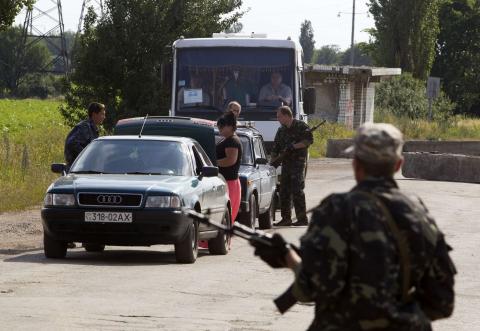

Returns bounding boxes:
[169,34,316,151]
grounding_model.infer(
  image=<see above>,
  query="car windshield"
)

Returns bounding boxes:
[175,47,295,121]
[70,140,191,176]
[215,135,253,165]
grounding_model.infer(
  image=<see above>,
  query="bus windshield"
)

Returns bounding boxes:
[174,47,296,121]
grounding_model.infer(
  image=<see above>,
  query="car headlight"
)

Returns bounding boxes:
[145,196,181,208]
[44,193,75,206]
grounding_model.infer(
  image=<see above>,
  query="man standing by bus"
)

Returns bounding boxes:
[271,106,313,226]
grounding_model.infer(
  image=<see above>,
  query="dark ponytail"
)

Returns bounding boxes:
[217,111,237,131]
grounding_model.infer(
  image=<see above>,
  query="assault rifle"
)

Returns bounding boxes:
[186,209,298,314]
[270,120,327,168]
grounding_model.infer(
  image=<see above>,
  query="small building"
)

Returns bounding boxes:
[305,65,401,129]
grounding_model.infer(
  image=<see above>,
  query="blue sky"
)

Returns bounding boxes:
[15,0,374,51]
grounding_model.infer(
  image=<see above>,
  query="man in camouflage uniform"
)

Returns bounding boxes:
[64,102,106,168]
[255,123,456,330]
[271,106,313,226]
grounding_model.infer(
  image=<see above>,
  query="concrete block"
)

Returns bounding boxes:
[402,152,480,183]
[326,139,353,158]
[404,141,480,156]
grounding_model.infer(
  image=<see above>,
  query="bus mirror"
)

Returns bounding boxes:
[304,87,316,115]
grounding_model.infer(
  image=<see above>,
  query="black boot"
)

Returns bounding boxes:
[275,218,293,226]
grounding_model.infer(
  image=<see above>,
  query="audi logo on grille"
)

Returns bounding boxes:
[96,195,122,204]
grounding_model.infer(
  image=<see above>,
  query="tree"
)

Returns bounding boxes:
[225,22,243,33]
[62,0,244,129]
[313,45,341,65]
[375,73,454,120]
[340,43,373,66]
[431,0,480,116]
[368,0,442,79]
[0,26,51,94]
[0,0,34,31]
[299,20,315,63]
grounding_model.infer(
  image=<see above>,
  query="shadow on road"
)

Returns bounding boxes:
[3,248,212,266]
[0,247,42,255]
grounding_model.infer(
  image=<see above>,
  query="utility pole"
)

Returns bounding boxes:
[19,0,69,79]
[349,0,356,66]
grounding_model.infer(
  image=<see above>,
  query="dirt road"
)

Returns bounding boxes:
[0,159,478,330]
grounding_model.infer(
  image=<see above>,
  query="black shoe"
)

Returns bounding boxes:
[275,218,293,226]
[292,220,308,226]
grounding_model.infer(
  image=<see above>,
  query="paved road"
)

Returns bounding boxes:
[0,159,478,330]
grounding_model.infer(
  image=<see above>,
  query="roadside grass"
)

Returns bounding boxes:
[375,111,480,140]
[309,120,354,158]
[0,99,67,212]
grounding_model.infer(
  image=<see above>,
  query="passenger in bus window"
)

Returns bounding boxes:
[177,74,211,108]
[258,72,292,106]
[223,70,253,107]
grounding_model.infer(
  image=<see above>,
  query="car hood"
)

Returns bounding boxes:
[49,174,197,195]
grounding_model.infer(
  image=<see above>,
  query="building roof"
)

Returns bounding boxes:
[305,64,401,77]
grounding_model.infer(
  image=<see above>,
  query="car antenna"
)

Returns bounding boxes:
[139,114,149,138]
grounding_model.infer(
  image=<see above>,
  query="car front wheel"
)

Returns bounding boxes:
[43,232,67,259]
[175,220,198,263]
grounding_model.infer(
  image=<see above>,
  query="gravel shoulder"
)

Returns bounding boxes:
[0,207,42,255]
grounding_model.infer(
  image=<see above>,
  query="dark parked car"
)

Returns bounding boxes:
[217,125,278,229]
[114,117,278,229]
[42,135,231,263]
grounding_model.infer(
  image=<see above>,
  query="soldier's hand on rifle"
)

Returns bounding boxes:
[250,233,290,268]
[284,143,295,153]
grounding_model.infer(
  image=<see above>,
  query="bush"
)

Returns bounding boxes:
[15,73,65,99]
[375,73,455,120]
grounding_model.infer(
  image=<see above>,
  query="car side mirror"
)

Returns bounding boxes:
[304,87,316,115]
[201,166,219,177]
[255,157,268,165]
[51,163,66,174]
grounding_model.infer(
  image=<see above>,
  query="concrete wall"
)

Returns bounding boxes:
[402,153,480,183]
[325,139,480,183]
[327,139,480,158]
[403,141,480,156]
[310,83,339,122]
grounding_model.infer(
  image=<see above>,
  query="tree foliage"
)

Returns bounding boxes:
[299,20,315,63]
[432,0,480,116]
[0,26,51,95]
[0,0,34,31]
[62,0,243,129]
[313,45,341,65]
[375,73,454,120]
[368,0,441,79]
[340,43,373,66]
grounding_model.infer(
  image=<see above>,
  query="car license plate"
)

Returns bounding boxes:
[84,212,133,223]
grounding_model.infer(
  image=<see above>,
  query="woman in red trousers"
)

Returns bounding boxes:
[216,111,243,224]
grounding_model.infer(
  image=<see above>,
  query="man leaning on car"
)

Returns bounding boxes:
[64,102,106,168]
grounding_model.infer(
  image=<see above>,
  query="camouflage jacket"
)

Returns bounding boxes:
[64,119,99,165]
[292,178,456,331]
[271,119,313,163]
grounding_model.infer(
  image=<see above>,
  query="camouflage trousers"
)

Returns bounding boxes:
[279,160,307,223]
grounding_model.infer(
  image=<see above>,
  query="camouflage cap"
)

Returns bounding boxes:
[345,123,404,164]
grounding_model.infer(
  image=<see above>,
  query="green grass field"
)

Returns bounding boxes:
[0,99,68,212]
